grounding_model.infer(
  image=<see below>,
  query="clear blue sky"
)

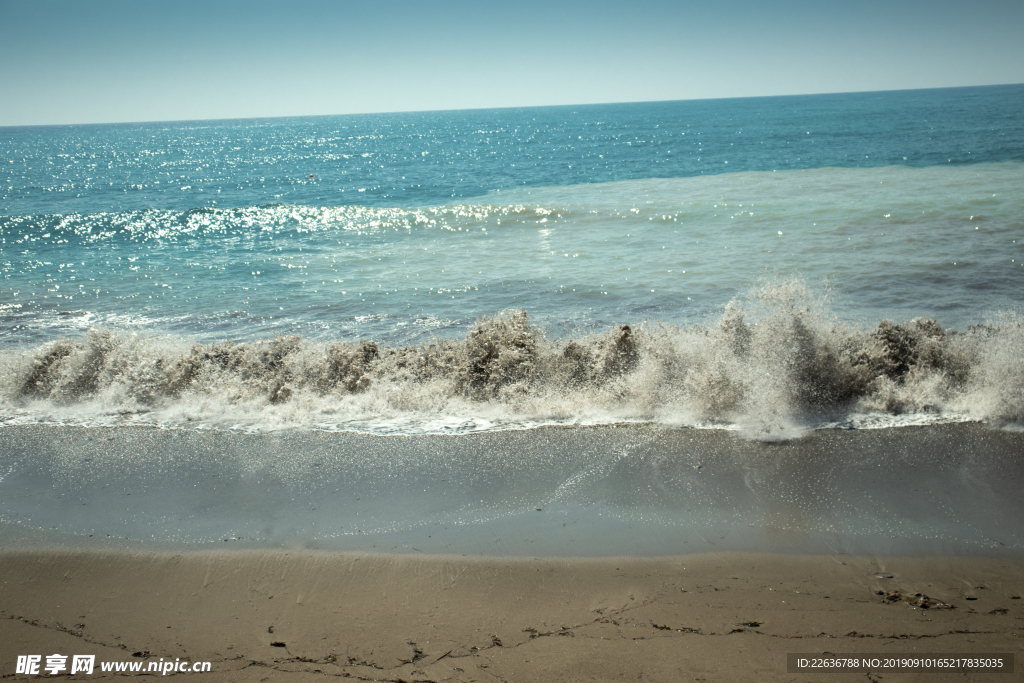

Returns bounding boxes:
[1,0,1022,126]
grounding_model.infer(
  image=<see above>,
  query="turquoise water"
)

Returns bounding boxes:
[1,85,1023,436]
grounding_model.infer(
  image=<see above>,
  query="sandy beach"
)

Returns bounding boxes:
[2,549,1021,681]
[3,422,1024,679]
[1,423,1022,679]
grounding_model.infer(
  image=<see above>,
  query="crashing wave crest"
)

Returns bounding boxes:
[2,281,1022,438]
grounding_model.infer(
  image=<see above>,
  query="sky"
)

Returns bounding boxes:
[1,0,1022,126]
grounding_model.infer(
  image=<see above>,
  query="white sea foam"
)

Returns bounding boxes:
[1,280,1019,439]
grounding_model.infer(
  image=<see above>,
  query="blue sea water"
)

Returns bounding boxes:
[1,84,1023,436]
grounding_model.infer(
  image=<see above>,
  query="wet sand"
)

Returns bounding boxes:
[1,549,1022,681]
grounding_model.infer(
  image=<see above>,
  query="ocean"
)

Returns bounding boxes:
[2,84,1022,437]
[1,85,1023,553]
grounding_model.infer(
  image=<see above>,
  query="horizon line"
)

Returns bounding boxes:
[2,82,1022,131]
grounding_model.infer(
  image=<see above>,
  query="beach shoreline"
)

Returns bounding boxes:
[2,420,1022,679]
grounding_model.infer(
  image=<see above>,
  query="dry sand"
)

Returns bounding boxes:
[1,549,1021,681]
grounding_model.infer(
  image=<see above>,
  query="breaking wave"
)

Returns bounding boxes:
[1,280,1022,439]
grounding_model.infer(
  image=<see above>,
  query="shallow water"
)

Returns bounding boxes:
[1,423,1021,556]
